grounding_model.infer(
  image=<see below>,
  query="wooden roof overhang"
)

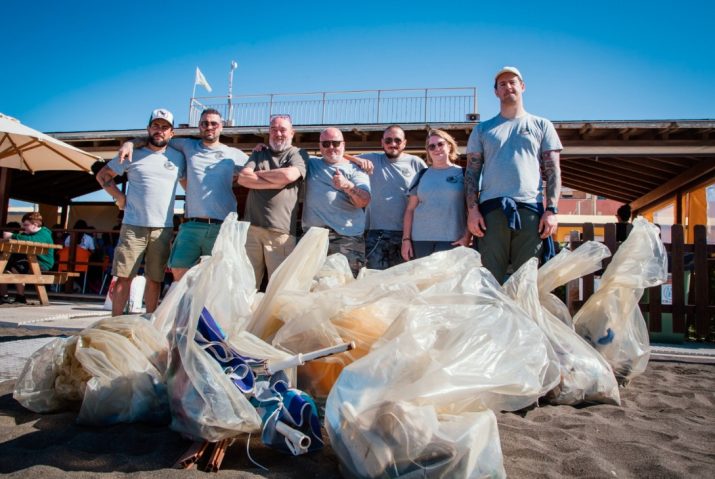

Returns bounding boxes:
[4,120,714,214]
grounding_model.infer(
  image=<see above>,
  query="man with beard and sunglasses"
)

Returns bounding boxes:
[351,125,426,269]
[302,127,371,277]
[237,114,308,288]
[118,108,248,282]
[98,109,185,315]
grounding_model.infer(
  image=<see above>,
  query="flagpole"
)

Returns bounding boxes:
[228,61,237,126]
[191,67,198,126]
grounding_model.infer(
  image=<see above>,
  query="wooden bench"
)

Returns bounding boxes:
[0,239,79,305]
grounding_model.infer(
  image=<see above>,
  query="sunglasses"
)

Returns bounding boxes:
[383,137,403,145]
[321,140,343,148]
[200,121,221,128]
[427,141,447,151]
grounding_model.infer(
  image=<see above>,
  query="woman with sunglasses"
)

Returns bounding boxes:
[401,129,471,261]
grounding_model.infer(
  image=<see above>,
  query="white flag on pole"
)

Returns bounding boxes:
[195,67,212,93]
[230,60,238,70]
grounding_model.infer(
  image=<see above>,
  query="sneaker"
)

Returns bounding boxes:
[14,295,27,304]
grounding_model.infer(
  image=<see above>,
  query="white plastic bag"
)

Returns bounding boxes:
[537,241,612,327]
[311,253,355,291]
[246,227,329,341]
[102,275,147,313]
[332,401,505,479]
[326,263,560,478]
[505,259,620,405]
[14,316,170,425]
[166,214,294,441]
[13,337,82,413]
[573,218,668,382]
[273,247,490,397]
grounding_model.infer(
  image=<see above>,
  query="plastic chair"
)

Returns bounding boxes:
[58,247,91,293]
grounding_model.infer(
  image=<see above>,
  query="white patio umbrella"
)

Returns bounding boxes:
[0,113,100,173]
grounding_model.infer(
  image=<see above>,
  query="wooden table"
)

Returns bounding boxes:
[0,239,78,305]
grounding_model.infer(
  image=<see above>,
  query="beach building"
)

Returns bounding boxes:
[1,88,713,339]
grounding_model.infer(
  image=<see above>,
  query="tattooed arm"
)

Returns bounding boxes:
[465,152,486,237]
[539,149,562,239]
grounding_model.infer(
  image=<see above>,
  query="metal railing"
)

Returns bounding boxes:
[188,87,478,127]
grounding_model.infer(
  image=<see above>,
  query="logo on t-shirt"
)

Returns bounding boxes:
[397,166,413,177]
[164,161,176,170]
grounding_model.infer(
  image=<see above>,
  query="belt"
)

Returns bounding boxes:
[187,217,223,225]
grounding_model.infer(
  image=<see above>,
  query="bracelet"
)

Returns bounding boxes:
[402,238,411,242]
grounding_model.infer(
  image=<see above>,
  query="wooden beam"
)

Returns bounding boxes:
[609,157,684,174]
[562,167,652,195]
[560,162,659,190]
[630,159,715,211]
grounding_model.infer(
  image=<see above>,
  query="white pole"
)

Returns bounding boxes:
[228,61,238,126]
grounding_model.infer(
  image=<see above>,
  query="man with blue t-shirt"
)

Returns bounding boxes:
[303,127,371,276]
[353,125,426,270]
[119,108,248,282]
[98,108,185,315]
[465,66,562,284]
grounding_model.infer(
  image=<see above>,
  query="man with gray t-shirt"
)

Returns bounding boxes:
[465,66,562,283]
[119,108,248,282]
[238,114,308,288]
[303,128,371,276]
[353,125,426,270]
[98,108,185,315]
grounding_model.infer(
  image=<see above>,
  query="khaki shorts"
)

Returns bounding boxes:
[245,225,296,288]
[112,225,173,282]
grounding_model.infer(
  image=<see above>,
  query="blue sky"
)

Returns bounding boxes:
[2,0,714,133]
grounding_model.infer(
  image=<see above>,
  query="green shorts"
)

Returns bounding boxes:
[112,225,173,282]
[168,221,221,269]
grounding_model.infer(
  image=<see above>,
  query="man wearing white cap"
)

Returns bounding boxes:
[97,108,185,315]
[465,66,562,283]
[119,108,248,282]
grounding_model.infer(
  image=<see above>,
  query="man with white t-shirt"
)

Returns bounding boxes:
[97,108,185,315]
[119,108,248,282]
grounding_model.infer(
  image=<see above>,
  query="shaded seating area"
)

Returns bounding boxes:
[0,239,79,305]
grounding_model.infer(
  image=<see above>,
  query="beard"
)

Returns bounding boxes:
[270,138,292,152]
[149,135,168,148]
[384,148,401,159]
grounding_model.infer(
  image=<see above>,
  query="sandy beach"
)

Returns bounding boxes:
[0,325,713,478]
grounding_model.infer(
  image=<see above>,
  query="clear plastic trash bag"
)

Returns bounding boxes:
[505,259,620,405]
[573,218,668,382]
[273,247,494,398]
[537,241,612,327]
[165,214,294,441]
[331,401,505,479]
[311,253,355,292]
[245,227,330,342]
[326,265,557,477]
[14,315,170,425]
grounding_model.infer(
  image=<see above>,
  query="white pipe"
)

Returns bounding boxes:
[265,341,355,375]
[275,420,311,455]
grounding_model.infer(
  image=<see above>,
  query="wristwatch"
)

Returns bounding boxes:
[546,206,558,214]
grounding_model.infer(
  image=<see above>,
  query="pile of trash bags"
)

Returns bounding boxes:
[13,213,667,478]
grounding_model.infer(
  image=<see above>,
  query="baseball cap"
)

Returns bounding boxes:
[148,108,174,127]
[494,66,523,84]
